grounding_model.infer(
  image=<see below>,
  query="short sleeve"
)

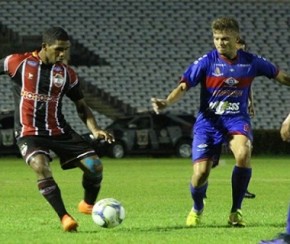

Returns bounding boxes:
[181,55,208,88]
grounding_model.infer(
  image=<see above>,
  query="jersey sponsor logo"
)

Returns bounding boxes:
[209,101,240,115]
[224,77,239,86]
[53,74,64,87]
[21,90,58,102]
[212,89,243,97]
[237,64,251,67]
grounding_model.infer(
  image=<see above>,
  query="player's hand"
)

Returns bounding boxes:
[151,97,168,114]
[280,114,290,142]
[92,130,115,144]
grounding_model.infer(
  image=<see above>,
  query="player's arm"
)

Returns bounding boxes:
[248,87,255,117]
[74,98,114,143]
[275,70,290,86]
[151,82,187,114]
[281,113,290,142]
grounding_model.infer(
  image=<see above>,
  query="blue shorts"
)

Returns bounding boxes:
[192,113,253,167]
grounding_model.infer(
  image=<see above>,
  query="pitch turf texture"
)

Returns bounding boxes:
[0,155,289,244]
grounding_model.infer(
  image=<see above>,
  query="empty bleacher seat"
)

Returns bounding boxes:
[0,0,289,130]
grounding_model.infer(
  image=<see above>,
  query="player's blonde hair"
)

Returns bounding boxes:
[211,17,240,34]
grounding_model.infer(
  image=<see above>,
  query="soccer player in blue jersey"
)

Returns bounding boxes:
[260,114,290,243]
[151,17,290,227]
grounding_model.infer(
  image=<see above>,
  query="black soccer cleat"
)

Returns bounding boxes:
[244,190,256,199]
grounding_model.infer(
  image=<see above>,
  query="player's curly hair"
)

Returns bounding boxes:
[211,17,240,34]
[42,27,69,45]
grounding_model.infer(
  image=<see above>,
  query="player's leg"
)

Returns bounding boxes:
[53,131,102,215]
[260,206,290,244]
[186,116,222,227]
[260,233,290,244]
[186,160,213,227]
[228,134,252,227]
[245,142,256,199]
[77,156,103,214]
[223,140,255,199]
[286,205,290,236]
[191,160,212,208]
[29,153,78,231]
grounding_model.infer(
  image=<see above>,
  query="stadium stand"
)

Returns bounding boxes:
[0,0,290,133]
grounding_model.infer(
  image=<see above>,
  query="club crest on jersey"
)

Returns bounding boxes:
[224,77,239,86]
[53,66,62,72]
[212,67,223,77]
[53,74,64,87]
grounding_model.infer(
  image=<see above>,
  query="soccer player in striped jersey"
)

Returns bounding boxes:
[0,27,114,232]
[152,17,290,227]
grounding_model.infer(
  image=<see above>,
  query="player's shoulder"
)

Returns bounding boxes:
[61,63,78,83]
[7,52,36,64]
[239,49,265,62]
[240,50,273,68]
[190,50,214,67]
[61,63,76,73]
[4,52,38,76]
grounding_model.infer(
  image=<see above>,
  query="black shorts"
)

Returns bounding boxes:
[17,130,97,170]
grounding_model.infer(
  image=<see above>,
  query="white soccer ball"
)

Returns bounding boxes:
[92,198,125,228]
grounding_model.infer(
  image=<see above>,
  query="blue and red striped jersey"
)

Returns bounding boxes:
[180,49,279,115]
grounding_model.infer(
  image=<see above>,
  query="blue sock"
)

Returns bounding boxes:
[231,166,252,212]
[190,182,208,212]
[286,205,290,234]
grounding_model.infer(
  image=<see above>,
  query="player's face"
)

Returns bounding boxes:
[213,30,239,59]
[43,40,70,64]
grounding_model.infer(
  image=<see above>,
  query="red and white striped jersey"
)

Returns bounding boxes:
[0,51,84,137]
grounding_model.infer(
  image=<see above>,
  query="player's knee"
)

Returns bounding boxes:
[194,171,209,185]
[237,145,251,158]
[29,154,51,177]
[83,157,103,179]
[80,158,103,186]
[234,146,251,166]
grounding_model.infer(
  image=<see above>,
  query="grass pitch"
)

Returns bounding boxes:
[0,155,289,244]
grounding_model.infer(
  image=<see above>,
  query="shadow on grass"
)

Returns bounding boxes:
[78,222,285,234]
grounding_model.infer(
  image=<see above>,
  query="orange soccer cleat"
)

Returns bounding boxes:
[61,214,78,232]
[78,200,94,215]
